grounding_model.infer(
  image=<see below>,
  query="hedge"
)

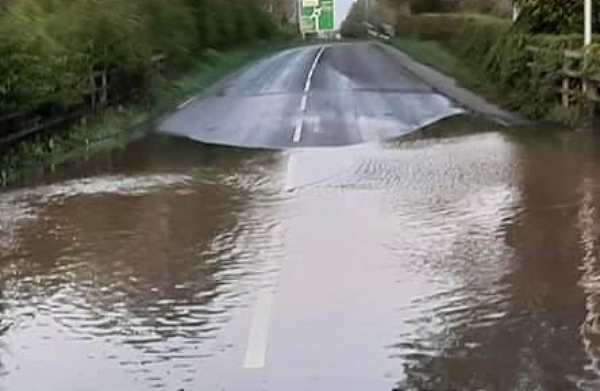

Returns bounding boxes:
[395,13,600,121]
[0,0,282,116]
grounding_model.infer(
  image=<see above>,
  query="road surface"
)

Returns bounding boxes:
[2,42,597,391]
[159,42,464,148]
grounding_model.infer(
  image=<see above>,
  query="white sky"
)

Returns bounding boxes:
[335,0,353,27]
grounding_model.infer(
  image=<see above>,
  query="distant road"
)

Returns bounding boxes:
[159,42,464,148]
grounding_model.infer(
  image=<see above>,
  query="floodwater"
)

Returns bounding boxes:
[1,118,600,391]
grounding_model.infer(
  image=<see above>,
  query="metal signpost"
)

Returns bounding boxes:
[299,0,334,36]
[585,0,593,46]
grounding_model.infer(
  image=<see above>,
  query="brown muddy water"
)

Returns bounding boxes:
[1,120,600,391]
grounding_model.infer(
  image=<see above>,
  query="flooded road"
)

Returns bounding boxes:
[1,119,600,390]
[159,42,466,148]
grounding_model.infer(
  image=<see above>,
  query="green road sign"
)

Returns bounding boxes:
[300,0,334,33]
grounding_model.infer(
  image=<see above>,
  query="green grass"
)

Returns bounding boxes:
[388,36,509,111]
[424,12,511,25]
[0,40,295,187]
[389,36,486,91]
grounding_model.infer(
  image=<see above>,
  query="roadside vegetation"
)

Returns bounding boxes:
[342,0,600,125]
[0,0,294,185]
[0,0,285,114]
[388,36,486,92]
[0,43,291,186]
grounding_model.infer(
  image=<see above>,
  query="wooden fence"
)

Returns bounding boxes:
[0,54,167,149]
[526,45,600,112]
[560,49,600,108]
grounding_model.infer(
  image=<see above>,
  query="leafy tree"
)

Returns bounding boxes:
[458,0,511,15]
[135,0,197,68]
[340,0,367,38]
[235,0,257,43]
[408,0,458,13]
[514,0,600,34]
[248,1,277,39]
[218,0,239,46]
[0,0,75,112]
[0,0,285,115]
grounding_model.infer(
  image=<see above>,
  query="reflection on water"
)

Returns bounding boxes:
[0,140,289,390]
[2,122,600,390]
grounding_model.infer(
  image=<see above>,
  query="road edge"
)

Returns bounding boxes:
[1,43,304,188]
[374,41,529,127]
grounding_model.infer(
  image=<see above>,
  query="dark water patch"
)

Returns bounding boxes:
[2,126,600,390]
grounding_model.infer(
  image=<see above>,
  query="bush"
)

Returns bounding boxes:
[0,0,285,117]
[340,22,368,38]
[0,0,82,113]
[340,0,368,38]
[394,13,598,120]
[136,0,198,69]
[409,0,458,13]
[514,0,600,35]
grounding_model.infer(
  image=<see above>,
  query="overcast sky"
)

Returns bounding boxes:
[335,0,353,27]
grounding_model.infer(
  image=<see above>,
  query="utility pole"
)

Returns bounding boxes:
[297,0,306,40]
[585,0,593,46]
[584,0,593,106]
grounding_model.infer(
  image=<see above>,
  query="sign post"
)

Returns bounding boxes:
[585,0,593,46]
[300,0,334,35]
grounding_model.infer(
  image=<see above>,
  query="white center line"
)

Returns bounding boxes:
[243,46,326,371]
[283,150,297,191]
[303,80,311,93]
[294,46,325,143]
[243,287,275,369]
[300,95,308,112]
[177,96,196,110]
[293,118,303,143]
[307,46,325,81]
[303,46,325,93]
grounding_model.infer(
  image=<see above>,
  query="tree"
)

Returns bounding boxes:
[458,0,511,15]
[407,0,458,13]
[514,0,600,34]
[340,0,367,38]
[0,0,283,115]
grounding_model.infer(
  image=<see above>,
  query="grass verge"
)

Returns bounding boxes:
[388,36,503,106]
[0,40,294,187]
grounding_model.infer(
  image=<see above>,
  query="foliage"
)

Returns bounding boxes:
[390,36,482,90]
[0,41,292,186]
[514,0,600,34]
[0,0,282,116]
[458,0,511,15]
[340,0,368,38]
[0,0,76,112]
[136,0,198,69]
[584,44,600,77]
[386,0,510,14]
[407,0,458,13]
[394,13,595,120]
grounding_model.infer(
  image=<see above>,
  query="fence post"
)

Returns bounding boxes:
[562,49,569,108]
[89,71,96,111]
[100,70,108,106]
[563,78,570,108]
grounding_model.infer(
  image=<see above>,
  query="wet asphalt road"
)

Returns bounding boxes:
[5,42,600,391]
[159,42,464,148]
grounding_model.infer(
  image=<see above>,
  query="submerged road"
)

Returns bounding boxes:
[4,41,590,391]
[159,42,464,148]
